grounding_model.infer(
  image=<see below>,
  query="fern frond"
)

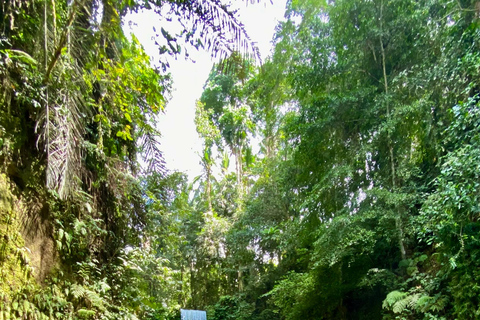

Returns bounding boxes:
[415,295,433,312]
[77,309,96,318]
[392,295,412,314]
[84,288,106,311]
[385,291,431,315]
[71,284,85,298]
[383,290,407,309]
[408,293,421,308]
[415,294,448,313]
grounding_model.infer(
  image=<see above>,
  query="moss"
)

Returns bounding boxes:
[0,174,38,315]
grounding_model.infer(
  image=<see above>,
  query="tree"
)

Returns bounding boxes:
[0,0,266,318]
[200,52,256,198]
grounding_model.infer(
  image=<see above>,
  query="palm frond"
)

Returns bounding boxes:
[36,0,92,199]
[37,90,85,199]
[138,126,166,175]
[193,0,260,60]
[152,0,261,61]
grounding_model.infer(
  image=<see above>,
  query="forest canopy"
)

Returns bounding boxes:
[2,0,480,319]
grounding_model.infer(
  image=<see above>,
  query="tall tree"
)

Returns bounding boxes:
[200,52,255,198]
[0,0,265,318]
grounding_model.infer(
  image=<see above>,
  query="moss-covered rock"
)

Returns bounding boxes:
[0,173,39,317]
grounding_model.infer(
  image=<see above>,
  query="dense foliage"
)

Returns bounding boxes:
[0,0,256,319]
[188,0,480,319]
[2,0,480,319]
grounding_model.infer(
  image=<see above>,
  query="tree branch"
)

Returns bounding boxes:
[43,0,80,84]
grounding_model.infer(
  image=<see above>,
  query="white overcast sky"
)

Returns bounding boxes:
[125,1,287,178]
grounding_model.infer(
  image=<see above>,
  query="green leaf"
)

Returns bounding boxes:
[23,301,29,313]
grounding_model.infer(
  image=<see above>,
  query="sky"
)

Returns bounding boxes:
[126,1,287,178]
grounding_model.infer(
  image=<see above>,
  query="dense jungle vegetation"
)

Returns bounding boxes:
[2,0,480,319]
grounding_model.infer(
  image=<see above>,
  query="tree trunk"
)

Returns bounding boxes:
[265,101,276,159]
[238,269,244,292]
[234,146,243,197]
[206,163,212,212]
[380,0,406,260]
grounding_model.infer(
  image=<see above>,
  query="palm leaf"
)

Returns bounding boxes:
[149,0,261,61]
[37,0,91,199]
[138,125,166,175]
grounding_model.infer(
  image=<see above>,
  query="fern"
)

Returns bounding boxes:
[71,284,85,299]
[409,293,420,309]
[84,288,106,311]
[71,283,109,312]
[77,308,95,318]
[383,290,407,309]
[384,290,448,316]
[392,295,411,314]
